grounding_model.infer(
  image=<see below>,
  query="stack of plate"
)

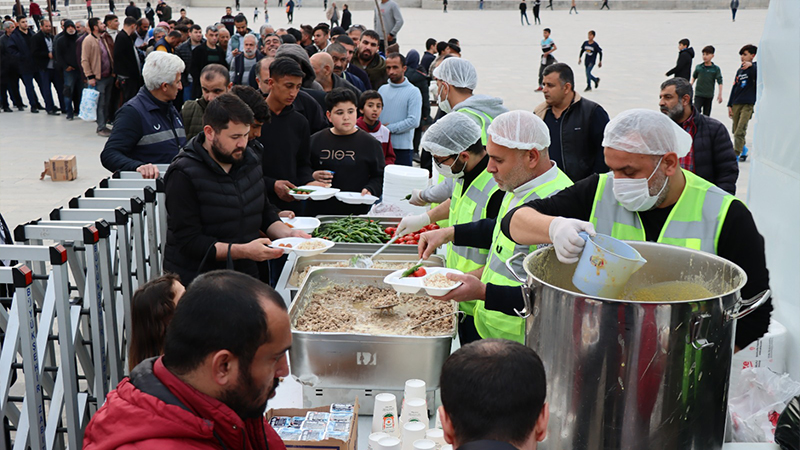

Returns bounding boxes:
[382,165,430,215]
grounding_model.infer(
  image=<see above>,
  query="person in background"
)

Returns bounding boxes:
[55,20,80,118]
[420,38,436,75]
[227,13,258,64]
[104,13,119,39]
[377,52,421,166]
[535,63,609,182]
[727,44,757,161]
[308,88,384,216]
[100,51,186,177]
[221,6,235,34]
[690,45,723,116]
[536,27,556,92]
[31,18,61,115]
[145,2,156,26]
[218,27,230,53]
[357,90,395,165]
[730,0,738,21]
[1,21,25,112]
[262,33,280,57]
[86,0,92,18]
[333,34,371,91]
[128,273,185,372]
[373,0,403,51]
[134,18,150,48]
[231,34,262,85]
[183,63,231,138]
[82,270,292,449]
[326,2,339,27]
[341,4,351,30]
[6,15,44,113]
[190,25,228,98]
[405,49,430,163]
[666,38,694,81]
[519,0,530,26]
[346,23,364,44]
[125,1,142,20]
[326,41,365,92]
[658,77,738,195]
[114,16,144,105]
[286,0,294,24]
[439,339,549,450]
[310,51,359,98]
[532,0,541,24]
[155,29,181,52]
[569,0,577,13]
[81,17,115,136]
[175,23,204,102]
[578,30,602,92]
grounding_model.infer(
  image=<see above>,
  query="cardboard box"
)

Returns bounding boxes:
[266,398,359,450]
[40,155,77,181]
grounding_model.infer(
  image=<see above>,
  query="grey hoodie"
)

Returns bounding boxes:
[373,0,404,40]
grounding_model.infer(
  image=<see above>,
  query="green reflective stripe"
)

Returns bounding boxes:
[138,128,186,146]
[457,107,494,145]
[475,168,573,342]
[589,170,737,254]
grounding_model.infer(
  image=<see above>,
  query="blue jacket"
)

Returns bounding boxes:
[100,87,187,173]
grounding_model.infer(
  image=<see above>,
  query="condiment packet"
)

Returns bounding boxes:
[329,413,353,423]
[327,420,351,433]
[305,411,330,422]
[277,428,302,440]
[300,429,325,441]
[301,420,328,430]
[330,403,355,413]
[290,416,306,428]
[269,416,292,428]
[325,431,350,440]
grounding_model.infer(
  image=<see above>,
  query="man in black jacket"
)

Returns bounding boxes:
[125,1,142,19]
[6,16,44,113]
[190,26,228,99]
[55,20,81,118]
[30,19,61,114]
[534,63,608,182]
[163,94,307,285]
[666,38,694,81]
[114,17,143,104]
[659,77,738,195]
[1,21,25,112]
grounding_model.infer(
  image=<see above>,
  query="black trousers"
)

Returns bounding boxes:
[694,96,713,116]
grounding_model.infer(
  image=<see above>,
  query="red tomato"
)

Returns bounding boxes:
[412,267,426,277]
[385,227,396,235]
[431,224,440,230]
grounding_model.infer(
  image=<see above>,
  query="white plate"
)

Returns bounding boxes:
[280,217,321,233]
[270,237,335,257]
[335,192,379,205]
[384,267,463,295]
[289,186,340,201]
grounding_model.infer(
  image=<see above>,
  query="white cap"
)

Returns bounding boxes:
[602,108,692,158]
[432,58,478,90]
[487,110,551,151]
[421,112,482,157]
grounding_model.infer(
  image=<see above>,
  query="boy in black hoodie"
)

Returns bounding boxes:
[666,38,694,81]
[728,44,757,160]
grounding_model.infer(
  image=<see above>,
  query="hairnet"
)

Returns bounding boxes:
[432,58,477,90]
[421,112,482,157]
[487,110,550,151]
[602,109,692,158]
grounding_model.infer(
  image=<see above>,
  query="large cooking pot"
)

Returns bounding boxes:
[506,242,770,450]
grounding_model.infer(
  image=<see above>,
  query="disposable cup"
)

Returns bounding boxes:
[400,398,429,428]
[401,422,427,450]
[372,393,399,435]
[404,379,427,401]
[425,429,446,448]
[369,432,390,450]
[378,437,402,450]
[413,439,437,450]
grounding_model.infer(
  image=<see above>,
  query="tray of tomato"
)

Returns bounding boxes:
[384,223,440,246]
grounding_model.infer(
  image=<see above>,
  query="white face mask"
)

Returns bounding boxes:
[612,156,668,212]
[438,155,465,179]
[437,84,452,114]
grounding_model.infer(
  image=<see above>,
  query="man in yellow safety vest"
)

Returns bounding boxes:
[396,112,504,344]
[500,109,772,349]
[417,111,573,344]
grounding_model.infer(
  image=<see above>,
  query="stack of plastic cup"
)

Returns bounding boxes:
[401,379,428,426]
[401,422,427,450]
[378,437,402,450]
[413,439,437,450]
[401,398,429,428]
[369,432,390,450]
[425,429,446,449]
[373,393,399,436]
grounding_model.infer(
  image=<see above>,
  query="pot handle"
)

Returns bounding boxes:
[505,252,527,283]
[725,289,771,322]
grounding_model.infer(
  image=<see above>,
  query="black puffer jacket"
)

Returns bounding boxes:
[686,108,739,195]
[163,134,280,285]
[666,46,695,81]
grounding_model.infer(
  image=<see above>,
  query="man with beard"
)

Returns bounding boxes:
[100,51,186,177]
[231,34,262,85]
[134,17,150,48]
[83,269,293,449]
[333,34,370,90]
[158,94,307,284]
[377,52,421,166]
[31,19,62,114]
[352,29,386,89]
[310,51,359,97]
[658,77,738,194]
[326,41,365,92]
[114,16,144,105]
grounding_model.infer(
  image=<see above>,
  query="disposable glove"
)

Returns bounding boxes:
[396,213,431,237]
[548,217,596,264]
[409,189,428,206]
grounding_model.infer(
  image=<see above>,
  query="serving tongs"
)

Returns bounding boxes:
[352,234,402,268]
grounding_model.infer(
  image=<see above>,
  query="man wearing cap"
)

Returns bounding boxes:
[397,112,504,344]
[408,57,508,207]
[418,111,572,343]
[501,108,772,349]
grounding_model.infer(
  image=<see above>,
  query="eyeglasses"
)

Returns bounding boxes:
[433,155,456,169]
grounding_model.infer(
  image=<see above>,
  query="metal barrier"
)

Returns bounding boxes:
[0,246,85,450]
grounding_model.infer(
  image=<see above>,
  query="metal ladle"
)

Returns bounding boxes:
[353,234,401,268]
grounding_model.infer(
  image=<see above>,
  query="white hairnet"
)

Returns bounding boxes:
[602,109,692,158]
[487,110,551,151]
[421,112,482,157]
[432,58,478,90]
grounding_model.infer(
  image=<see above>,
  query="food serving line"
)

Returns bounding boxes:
[271,210,779,450]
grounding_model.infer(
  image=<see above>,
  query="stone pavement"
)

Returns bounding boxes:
[0,6,765,229]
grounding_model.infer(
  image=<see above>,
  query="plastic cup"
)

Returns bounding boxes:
[404,379,427,401]
[369,432,390,450]
[372,393,399,435]
[378,437,402,450]
[413,439,437,450]
[401,422,427,450]
[400,397,429,428]
[441,445,453,450]
[425,429,446,448]
[572,232,647,298]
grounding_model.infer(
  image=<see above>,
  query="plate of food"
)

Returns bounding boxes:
[280,217,321,233]
[383,266,463,295]
[271,237,335,257]
[335,191,379,205]
[289,186,340,201]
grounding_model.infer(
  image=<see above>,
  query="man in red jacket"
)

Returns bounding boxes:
[83,270,291,450]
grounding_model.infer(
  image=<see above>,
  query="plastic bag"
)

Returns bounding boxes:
[78,87,99,122]
[729,368,800,442]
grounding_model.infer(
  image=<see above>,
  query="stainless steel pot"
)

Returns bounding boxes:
[506,242,770,450]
